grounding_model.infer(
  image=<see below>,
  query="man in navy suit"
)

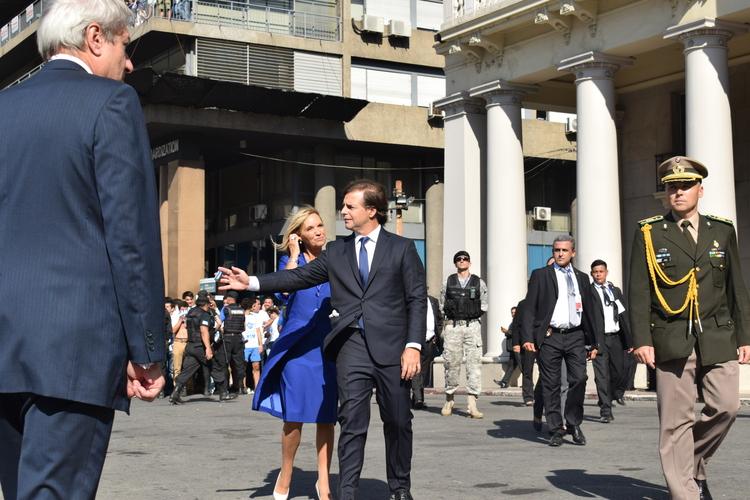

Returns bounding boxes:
[220,179,426,500]
[0,1,165,498]
[521,235,602,447]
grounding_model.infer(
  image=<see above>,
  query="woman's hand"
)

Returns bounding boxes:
[288,233,301,258]
[217,266,250,291]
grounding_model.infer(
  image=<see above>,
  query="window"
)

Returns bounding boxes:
[351,62,445,107]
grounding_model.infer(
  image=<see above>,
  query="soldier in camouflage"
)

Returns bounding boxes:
[440,251,488,418]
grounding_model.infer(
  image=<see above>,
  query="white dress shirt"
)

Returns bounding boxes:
[550,264,582,329]
[50,54,93,74]
[426,298,435,342]
[595,283,621,333]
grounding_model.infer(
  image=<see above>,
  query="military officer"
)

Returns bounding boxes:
[440,250,488,419]
[170,296,215,404]
[629,156,750,500]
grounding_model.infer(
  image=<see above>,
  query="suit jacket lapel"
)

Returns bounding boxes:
[344,234,362,290]
[547,266,558,299]
[695,215,713,258]
[364,228,389,292]
[662,213,695,259]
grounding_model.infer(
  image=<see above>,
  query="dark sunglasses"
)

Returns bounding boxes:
[455,256,470,262]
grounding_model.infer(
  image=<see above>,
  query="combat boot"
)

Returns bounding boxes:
[467,395,483,419]
[441,394,455,416]
[170,384,185,405]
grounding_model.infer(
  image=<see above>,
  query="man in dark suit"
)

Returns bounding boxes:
[630,156,750,499]
[411,294,443,409]
[521,235,601,447]
[589,259,633,423]
[220,179,426,500]
[0,1,166,499]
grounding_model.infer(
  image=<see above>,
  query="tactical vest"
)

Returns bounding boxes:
[186,308,206,344]
[223,304,246,334]
[444,274,483,320]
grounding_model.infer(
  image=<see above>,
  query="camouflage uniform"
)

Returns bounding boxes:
[440,276,488,396]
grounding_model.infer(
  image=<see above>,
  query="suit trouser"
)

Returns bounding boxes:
[411,340,434,402]
[656,350,739,500]
[592,332,625,417]
[521,350,537,403]
[0,393,114,500]
[537,330,587,431]
[531,354,568,420]
[500,342,521,386]
[336,330,412,499]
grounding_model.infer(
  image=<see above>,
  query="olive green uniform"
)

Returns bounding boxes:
[629,212,750,499]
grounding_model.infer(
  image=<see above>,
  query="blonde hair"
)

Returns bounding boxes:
[37,0,132,60]
[274,206,323,254]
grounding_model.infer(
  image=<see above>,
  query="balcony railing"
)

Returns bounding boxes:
[0,0,341,49]
[0,0,43,49]
[134,0,342,42]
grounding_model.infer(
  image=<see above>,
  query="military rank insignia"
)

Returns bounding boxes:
[709,240,725,259]
[656,248,671,265]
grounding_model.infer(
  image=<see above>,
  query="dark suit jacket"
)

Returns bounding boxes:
[590,282,633,350]
[629,212,750,365]
[258,228,427,365]
[520,265,601,349]
[0,60,165,412]
[428,295,443,345]
[510,299,526,347]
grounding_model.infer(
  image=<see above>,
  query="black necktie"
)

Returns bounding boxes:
[601,284,618,323]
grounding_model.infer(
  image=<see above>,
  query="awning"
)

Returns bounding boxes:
[125,69,368,123]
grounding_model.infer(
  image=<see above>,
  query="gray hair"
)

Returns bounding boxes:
[37,0,132,60]
[552,234,576,249]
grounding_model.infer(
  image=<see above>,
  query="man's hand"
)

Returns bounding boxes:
[126,362,165,402]
[738,345,750,364]
[217,266,250,291]
[634,346,656,369]
[400,348,421,380]
[205,346,214,361]
[522,342,536,352]
[587,348,598,361]
[512,345,521,353]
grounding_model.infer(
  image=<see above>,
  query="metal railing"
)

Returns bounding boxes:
[0,0,44,49]
[137,0,342,42]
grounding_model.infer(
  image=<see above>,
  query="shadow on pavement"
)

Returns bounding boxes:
[241,467,389,499]
[487,419,550,444]
[546,469,668,499]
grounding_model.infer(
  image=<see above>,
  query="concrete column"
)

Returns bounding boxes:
[665,19,747,224]
[159,164,170,287]
[425,182,444,297]
[470,81,535,358]
[559,52,633,286]
[166,159,205,298]
[433,92,485,279]
[314,145,336,242]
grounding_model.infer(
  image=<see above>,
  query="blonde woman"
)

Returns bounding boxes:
[252,207,336,500]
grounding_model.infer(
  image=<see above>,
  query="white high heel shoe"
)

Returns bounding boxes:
[315,481,321,500]
[273,472,289,500]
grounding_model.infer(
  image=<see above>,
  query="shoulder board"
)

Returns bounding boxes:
[638,215,663,226]
[706,214,734,226]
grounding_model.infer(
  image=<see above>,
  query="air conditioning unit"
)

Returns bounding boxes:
[387,19,411,38]
[565,117,578,133]
[251,204,268,221]
[362,14,384,34]
[427,102,442,119]
[533,206,552,222]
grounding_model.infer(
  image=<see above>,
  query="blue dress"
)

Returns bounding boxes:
[252,254,338,423]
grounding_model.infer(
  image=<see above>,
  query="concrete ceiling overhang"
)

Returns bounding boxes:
[126,68,368,122]
[0,1,34,27]
[437,0,750,110]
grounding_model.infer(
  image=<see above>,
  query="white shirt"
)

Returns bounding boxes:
[243,310,269,349]
[266,316,280,343]
[550,264,582,329]
[426,298,435,342]
[50,54,92,74]
[594,283,620,333]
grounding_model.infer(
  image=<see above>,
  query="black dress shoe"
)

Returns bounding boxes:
[219,392,238,401]
[616,398,626,406]
[390,488,413,500]
[567,425,586,445]
[499,381,509,388]
[599,415,613,423]
[695,479,713,500]
[548,430,564,447]
[412,400,425,410]
[532,417,543,432]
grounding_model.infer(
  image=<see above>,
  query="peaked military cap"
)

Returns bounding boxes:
[658,156,708,183]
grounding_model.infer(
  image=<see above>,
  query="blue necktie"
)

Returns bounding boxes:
[358,236,370,286]
[357,237,370,330]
